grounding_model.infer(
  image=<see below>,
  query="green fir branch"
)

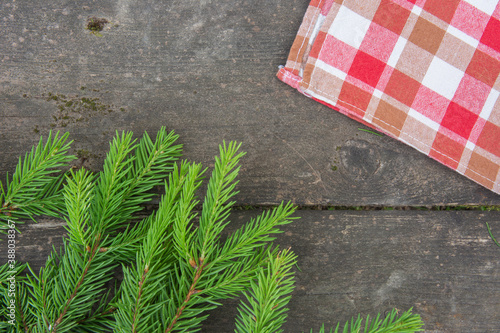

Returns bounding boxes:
[158,144,297,332]
[0,131,75,231]
[23,129,182,333]
[172,162,206,265]
[310,308,424,333]
[212,202,297,268]
[0,262,31,332]
[90,128,181,238]
[0,130,425,333]
[113,161,204,333]
[235,248,297,333]
[63,168,95,248]
[160,142,249,332]
[128,127,183,199]
[27,240,116,332]
[196,141,246,263]
[89,130,138,236]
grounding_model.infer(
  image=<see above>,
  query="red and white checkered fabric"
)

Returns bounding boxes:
[278,0,500,194]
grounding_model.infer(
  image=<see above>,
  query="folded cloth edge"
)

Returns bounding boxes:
[277,0,500,194]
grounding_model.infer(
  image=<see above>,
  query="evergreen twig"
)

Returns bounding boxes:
[0,129,424,333]
[310,308,424,333]
[0,131,75,231]
[235,248,296,333]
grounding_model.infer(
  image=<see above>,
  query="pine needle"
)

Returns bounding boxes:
[486,222,500,248]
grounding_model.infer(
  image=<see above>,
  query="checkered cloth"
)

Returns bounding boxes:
[278,0,500,194]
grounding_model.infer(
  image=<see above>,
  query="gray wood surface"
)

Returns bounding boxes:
[1,210,499,333]
[1,1,500,332]
[1,0,499,206]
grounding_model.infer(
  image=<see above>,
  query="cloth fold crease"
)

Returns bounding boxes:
[278,0,500,194]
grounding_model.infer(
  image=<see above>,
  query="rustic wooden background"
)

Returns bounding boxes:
[1,0,499,332]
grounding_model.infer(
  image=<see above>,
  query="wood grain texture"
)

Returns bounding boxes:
[1,0,499,206]
[2,210,499,332]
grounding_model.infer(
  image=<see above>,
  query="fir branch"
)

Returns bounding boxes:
[309,308,424,333]
[63,168,95,247]
[2,131,73,206]
[0,262,31,332]
[27,240,116,333]
[0,130,424,333]
[196,141,246,262]
[161,143,248,332]
[90,128,181,238]
[235,248,297,333]
[199,244,280,301]
[89,130,137,236]
[0,131,74,230]
[146,143,297,332]
[211,202,297,268]
[113,161,204,333]
[128,127,182,198]
[165,262,205,333]
[25,129,182,333]
[172,162,206,264]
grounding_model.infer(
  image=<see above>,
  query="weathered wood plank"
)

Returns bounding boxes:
[2,210,499,332]
[1,0,499,205]
[211,210,500,333]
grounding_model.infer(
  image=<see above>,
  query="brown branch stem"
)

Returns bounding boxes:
[15,294,29,333]
[131,265,149,333]
[165,259,205,333]
[76,306,116,326]
[0,204,15,216]
[51,234,101,332]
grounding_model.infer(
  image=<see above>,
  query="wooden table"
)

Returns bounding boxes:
[1,1,499,331]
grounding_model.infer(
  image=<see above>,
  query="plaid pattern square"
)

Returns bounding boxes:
[467,50,500,87]
[451,1,490,39]
[373,0,411,34]
[409,17,446,54]
[423,0,461,23]
[277,0,500,194]
[385,69,421,106]
[348,51,387,87]
[481,18,500,52]
[441,102,479,139]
